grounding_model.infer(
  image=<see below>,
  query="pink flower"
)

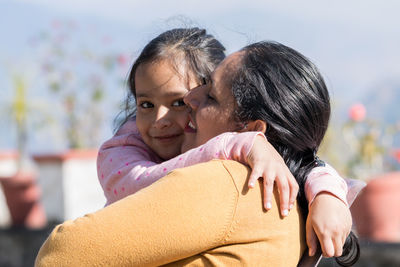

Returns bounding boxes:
[349,103,366,122]
[393,149,400,163]
[117,54,128,66]
[102,35,112,44]
[51,20,61,29]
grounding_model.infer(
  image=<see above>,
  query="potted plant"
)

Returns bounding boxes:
[26,20,127,222]
[0,76,47,229]
[351,171,400,242]
[341,103,400,242]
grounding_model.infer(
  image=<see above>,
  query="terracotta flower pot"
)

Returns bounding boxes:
[351,172,400,242]
[0,172,47,228]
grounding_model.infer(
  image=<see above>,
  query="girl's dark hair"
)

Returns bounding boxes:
[230,41,359,266]
[117,27,226,130]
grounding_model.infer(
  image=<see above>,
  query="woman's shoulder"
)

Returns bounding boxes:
[170,159,250,188]
[166,159,305,266]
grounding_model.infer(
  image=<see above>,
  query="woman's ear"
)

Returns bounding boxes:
[244,120,267,133]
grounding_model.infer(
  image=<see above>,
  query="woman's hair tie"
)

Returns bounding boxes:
[314,155,326,167]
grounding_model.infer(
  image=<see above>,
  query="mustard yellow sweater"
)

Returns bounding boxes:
[36,160,305,266]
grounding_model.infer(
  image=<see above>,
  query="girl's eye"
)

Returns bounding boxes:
[139,101,154,109]
[172,99,186,107]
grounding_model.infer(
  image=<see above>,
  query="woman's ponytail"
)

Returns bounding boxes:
[230,41,360,265]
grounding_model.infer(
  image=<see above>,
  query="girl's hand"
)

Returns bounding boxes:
[247,135,299,217]
[306,192,352,257]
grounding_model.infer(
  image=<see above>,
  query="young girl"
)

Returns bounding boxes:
[97,28,348,220]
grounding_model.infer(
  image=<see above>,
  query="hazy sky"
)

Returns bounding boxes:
[3,0,400,91]
[1,0,399,151]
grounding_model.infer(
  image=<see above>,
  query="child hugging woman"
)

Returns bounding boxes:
[97,28,349,258]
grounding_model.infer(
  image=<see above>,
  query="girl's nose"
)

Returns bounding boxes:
[153,106,172,129]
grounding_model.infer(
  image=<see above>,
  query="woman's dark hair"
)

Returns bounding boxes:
[229,41,360,266]
[117,27,226,130]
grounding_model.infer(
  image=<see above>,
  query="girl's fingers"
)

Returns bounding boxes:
[275,175,290,216]
[333,236,344,257]
[320,236,335,258]
[263,173,275,210]
[248,173,258,188]
[248,162,296,216]
[248,166,262,188]
[288,173,299,210]
[342,232,349,250]
[306,221,318,256]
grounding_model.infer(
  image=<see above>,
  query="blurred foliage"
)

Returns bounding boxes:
[5,75,51,168]
[30,20,129,149]
[11,76,28,163]
[12,77,27,131]
[319,103,400,180]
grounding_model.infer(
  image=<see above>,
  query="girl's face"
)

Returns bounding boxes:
[182,52,242,152]
[135,60,199,160]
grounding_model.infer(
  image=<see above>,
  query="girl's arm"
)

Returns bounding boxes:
[303,165,351,258]
[99,119,348,215]
[98,122,265,205]
[97,118,265,204]
[245,137,349,216]
[98,118,295,208]
[306,192,352,258]
[305,164,348,207]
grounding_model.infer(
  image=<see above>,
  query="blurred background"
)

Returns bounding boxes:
[0,0,399,266]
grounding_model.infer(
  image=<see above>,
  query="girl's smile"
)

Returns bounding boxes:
[135,59,200,160]
[184,117,197,133]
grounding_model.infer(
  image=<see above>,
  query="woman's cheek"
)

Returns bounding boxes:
[178,112,190,130]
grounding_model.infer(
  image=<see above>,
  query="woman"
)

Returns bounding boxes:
[36,41,357,266]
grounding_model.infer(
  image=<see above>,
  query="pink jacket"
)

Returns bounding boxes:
[97,119,348,206]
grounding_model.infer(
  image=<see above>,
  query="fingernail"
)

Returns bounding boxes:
[282,209,288,216]
[309,248,315,256]
[266,202,272,209]
[289,204,293,210]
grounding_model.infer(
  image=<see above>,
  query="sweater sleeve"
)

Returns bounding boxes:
[304,163,348,207]
[98,119,263,205]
